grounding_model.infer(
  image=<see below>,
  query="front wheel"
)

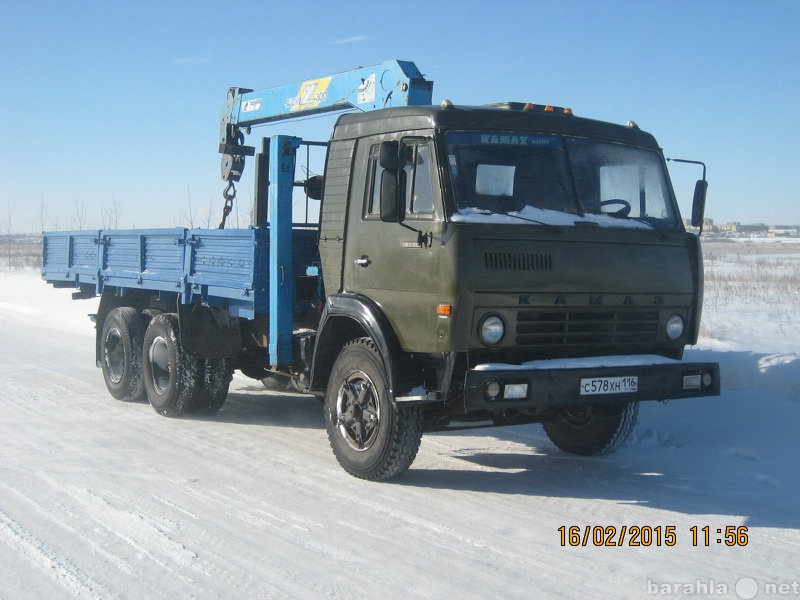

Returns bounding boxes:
[542,402,638,456]
[325,338,422,481]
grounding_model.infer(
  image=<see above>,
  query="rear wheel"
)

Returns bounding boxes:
[325,338,422,481]
[542,402,638,456]
[190,358,233,414]
[99,307,145,401]
[141,313,200,417]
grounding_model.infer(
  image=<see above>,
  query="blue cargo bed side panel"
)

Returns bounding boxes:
[42,226,320,320]
[102,229,188,294]
[186,228,263,316]
[42,231,102,291]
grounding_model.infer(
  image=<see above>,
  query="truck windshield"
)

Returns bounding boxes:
[444,131,680,229]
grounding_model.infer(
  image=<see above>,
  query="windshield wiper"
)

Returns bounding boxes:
[588,211,669,240]
[493,211,564,233]
[464,208,564,233]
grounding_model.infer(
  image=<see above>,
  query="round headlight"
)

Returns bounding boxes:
[480,315,505,345]
[666,314,685,340]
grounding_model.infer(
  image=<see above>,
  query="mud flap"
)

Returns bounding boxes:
[177,303,241,358]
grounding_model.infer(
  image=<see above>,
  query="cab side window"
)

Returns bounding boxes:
[404,142,435,216]
[364,139,437,219]
[365,144,382,218]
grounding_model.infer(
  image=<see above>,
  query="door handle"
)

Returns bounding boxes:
[354,256,371,267]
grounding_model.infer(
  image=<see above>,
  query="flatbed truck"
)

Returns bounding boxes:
[42,60,719,480]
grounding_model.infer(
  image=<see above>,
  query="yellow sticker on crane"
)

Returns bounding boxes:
[286,76,332,112]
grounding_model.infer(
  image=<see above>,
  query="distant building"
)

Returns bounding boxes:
[683,217,715,233]
[768,225,800,238]
[684,220,799,237]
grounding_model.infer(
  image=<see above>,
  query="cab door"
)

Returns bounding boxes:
[344,136,443,352]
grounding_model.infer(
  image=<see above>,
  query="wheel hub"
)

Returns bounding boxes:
[336,370,381,452]
[148,336,171,394]
[103,327,125,384]
[560,406,593,427]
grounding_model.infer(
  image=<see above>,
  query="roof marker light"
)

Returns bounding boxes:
[544,105,554,112]
[564,107,574,116]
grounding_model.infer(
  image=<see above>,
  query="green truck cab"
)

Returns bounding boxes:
[312,102,718,479]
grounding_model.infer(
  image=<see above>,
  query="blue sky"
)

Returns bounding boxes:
[1,0,798,231]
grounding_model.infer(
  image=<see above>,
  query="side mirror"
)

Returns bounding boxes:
[691,179,708,228]
[379,141,399,170]
[303,175,324,201]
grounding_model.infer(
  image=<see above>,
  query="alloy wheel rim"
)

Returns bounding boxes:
[335,370,381,451]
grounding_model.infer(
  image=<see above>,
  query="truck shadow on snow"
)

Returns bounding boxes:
[399,348,799,530]
[399,444,798,530]
[187,350,797,529]
[205,383,324,429]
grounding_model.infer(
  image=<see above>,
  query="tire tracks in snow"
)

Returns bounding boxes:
[0,507,111,600]
[1,482,136,577]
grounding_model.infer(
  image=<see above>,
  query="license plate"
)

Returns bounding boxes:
[580,376,638,396]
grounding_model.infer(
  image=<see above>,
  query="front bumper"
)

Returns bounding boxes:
[464,355,720,411]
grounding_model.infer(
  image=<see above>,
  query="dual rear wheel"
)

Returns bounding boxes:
[100,307,146,402]
[99,309,232,416]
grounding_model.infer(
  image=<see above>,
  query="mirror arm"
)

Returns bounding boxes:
[667,158,708,234]
[667,158,706,181]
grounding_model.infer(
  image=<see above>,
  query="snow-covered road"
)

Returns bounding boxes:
[1,271,798,599]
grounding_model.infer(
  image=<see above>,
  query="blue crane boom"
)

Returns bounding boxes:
[219,59,434,184]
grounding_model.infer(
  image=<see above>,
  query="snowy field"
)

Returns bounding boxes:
[0,239,798,599]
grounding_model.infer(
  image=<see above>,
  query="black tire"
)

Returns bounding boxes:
[190,357,234,414]
[140,308,163,325]
[542,402,639,456]
[324,338,422,481]
[261,374,292,391]
[99,307,146,401]
[141,313,200,417]
[238,348,270,380]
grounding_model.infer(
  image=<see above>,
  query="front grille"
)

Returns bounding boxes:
[485,251,552,272]
[515,309,659,347]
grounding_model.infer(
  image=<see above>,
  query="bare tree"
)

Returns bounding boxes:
[206,194,215,228]
[2,200,13,267]
[37,194,48,233]
[101,194,123,229]
[71,197,87,230]
[183,184,197,228]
